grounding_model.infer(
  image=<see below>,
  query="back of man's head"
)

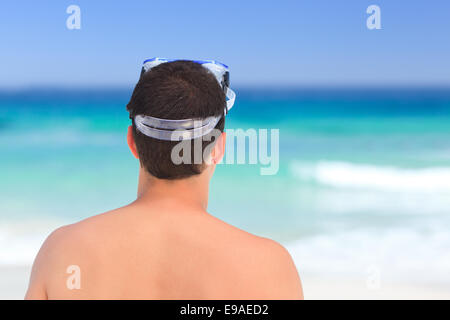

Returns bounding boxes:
[126,60,226,180]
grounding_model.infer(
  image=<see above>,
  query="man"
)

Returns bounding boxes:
[25,59,303,299]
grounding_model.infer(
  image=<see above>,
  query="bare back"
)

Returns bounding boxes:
[26,199,303,299]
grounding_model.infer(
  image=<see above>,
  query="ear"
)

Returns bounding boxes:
[211,132,226,165]
[127,126,139,159]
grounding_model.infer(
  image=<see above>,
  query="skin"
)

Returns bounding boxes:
[25,127,303,300]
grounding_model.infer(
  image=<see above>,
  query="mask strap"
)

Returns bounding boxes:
[134,115,221,141]
[225,87,236,114]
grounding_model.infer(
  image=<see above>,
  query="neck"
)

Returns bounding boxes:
[135,168,210,211]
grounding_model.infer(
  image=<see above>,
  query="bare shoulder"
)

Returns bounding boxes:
[242,236,303,299]
[207,218,303,299]
[31,206,129,264]
[25,208,124,299]
[24,224,73,299]
[33,208,120,257]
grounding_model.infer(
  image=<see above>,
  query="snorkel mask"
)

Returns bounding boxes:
[133,58,236,141]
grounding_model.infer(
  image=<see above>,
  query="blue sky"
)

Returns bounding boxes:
[0,0,449,88]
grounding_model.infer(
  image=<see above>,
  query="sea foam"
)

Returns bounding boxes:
[291,161,450,193]
[286,227,450,286]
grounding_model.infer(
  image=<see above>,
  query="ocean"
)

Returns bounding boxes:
[1,87,450,288]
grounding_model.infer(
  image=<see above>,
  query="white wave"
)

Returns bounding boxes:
[0,220,64,266]
[286,227,450,286]
[291,161,450,193]
[290,187,450,216]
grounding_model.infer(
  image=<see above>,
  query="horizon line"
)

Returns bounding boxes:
[1,83,450,93]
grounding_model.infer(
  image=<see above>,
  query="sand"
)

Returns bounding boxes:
[302,274,450,300]
[0,266,30,300]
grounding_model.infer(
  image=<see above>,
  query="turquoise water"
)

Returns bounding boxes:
[1,88,450,286]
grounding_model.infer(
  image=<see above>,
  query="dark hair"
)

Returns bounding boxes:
[126,60,226,179]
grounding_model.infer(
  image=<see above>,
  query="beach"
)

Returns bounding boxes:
[1,88,450,299]
[0,266,29,300]
[303,275,450,299]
